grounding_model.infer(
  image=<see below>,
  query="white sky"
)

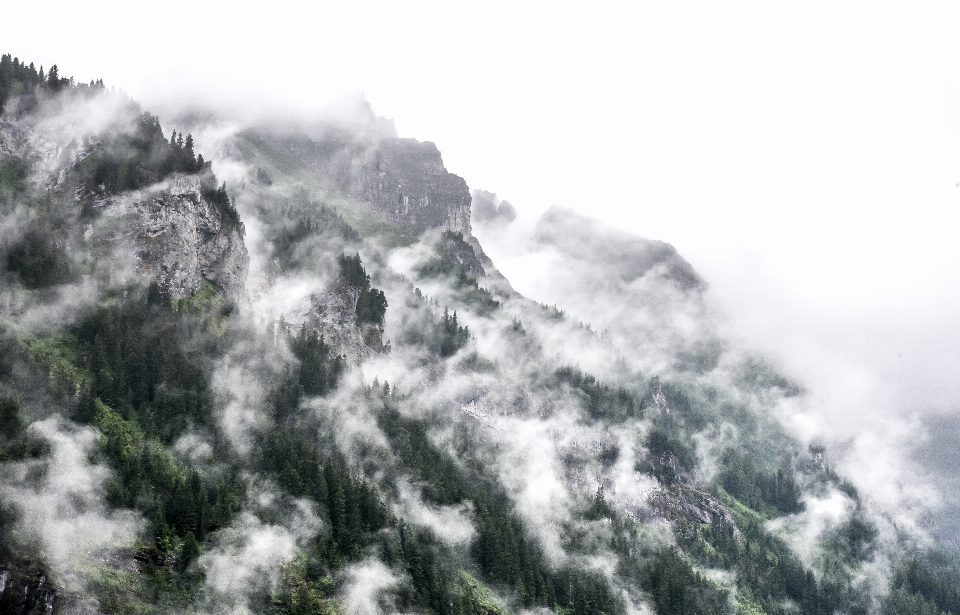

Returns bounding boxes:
[5,1,960,527]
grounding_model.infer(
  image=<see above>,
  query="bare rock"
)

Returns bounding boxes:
[0,117,88,192]
[353,138,472,234]
[93,174,248,300]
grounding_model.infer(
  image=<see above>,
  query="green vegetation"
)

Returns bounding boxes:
[824,513,877,565]
[883,588,949,615]
[338,253,388,325]
[0,153,27,198]
[417,232,500,314]
[70,284,216,439]
[457,571,510,615]
[4,221,75,288]
[376,399,622,615]
[1,153,79,290]
[20,333,87,395]
[3,52,960,615]
[200,175,241,229]
[637,427,697,486]
[74,111,221,204]
[271,205,360,271]
[553,366,641,422]
[288,327,345,398]
[173,279,236,334]
[1,54,237,231]
[79,116,196,193]
[436,309,470,357]
[640,548,730,615]
[396,303,470,358]
[68,289,243,571]
[1,53,103,115]
[0,397,49,462]
[887,560,960,615]
[336,253,388,348]
[683,489,868,615]
[258,425,389,565]
[717,449,803,517]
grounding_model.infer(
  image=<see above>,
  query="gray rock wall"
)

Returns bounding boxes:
[262,130,474,236]
[95,174,248,300]
[353,138,472,235]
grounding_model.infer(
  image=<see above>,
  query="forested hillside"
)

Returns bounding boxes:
[0,55,956,615]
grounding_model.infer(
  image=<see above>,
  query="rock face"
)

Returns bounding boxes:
[94,174,248,300]
[2,110,247,302]
[0,117,88,192]
[0,568,56,615]
[261,129,473,235]
[272,287,382,364]
[649,482,738,539]
[350,138,472,234]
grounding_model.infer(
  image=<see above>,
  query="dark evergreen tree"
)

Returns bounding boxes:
[47,64,59,90]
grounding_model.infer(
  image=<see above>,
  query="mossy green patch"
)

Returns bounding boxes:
[20,333,86,396]
[716,486,770,524]
[174,279,233,333]
[734,594,769,615]
[459,570,511,615]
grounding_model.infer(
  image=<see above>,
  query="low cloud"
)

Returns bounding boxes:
[339,558,402,615]
[392,478,475,545]
[0,417,144,593]
[199,511,299,613]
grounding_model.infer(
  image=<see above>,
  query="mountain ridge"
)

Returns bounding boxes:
[0,55,955,615]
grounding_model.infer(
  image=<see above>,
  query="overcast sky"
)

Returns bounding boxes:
[5,0,960,540]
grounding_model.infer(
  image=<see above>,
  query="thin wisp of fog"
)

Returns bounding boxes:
[2,2,960,615]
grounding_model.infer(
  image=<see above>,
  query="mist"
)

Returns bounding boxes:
[474,201,955,558]
[3,1,960,613]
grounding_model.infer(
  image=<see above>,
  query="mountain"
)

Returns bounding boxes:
[0,55,957,615]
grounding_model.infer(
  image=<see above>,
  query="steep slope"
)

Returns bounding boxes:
[0,57,957,615]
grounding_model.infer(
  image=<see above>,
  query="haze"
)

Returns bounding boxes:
[4,0,960,543]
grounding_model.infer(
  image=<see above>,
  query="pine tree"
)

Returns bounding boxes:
[184,133,195,167]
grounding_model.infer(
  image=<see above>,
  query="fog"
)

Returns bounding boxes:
[4,0,960,603]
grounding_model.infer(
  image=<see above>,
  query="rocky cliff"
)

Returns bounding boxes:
[350,138,472,234]
[1,103,249,303]
[0,115,88,193]
[236,128,473,236]
[92,174,248,300]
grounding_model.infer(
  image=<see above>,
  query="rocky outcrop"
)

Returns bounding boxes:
[2,110,247,302]
[93,174,248,300]
[0,117,88,192]
[272,286,385,364]
[649,482,738,538]
[0,567,56,615]
[471,189,516,227]
[254,129,474,236]
[350,138,472,234]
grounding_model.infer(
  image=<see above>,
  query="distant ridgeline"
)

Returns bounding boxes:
[1,55,960,615]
